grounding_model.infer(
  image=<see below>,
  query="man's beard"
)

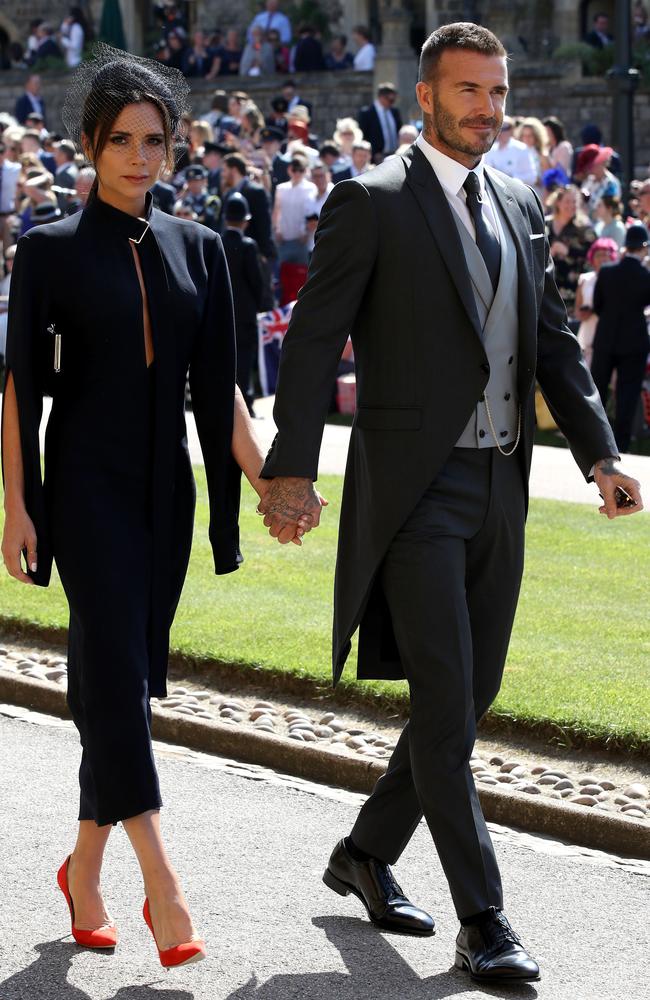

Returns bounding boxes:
[431,94,499,159]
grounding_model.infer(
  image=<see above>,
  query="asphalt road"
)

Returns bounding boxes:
[0,707,648,1000]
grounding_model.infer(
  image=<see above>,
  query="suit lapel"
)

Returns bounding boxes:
[484,169,538,399]
[403,145,482,341]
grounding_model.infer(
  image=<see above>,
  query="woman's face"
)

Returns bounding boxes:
[557,189,577,216]
[87,102,167,203]
[520,126,535,148]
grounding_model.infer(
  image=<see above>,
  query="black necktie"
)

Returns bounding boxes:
[463,171,501,292]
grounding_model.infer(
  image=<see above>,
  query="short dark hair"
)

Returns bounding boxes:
[289,155,307,172]
[353,25,371,42]
[419,22,506,83]
[319,141,339,158]
[224,152,248,176]
[594,12,609,21]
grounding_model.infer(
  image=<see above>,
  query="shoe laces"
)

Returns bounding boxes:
[483,909,522,953]
[376,863,404,900]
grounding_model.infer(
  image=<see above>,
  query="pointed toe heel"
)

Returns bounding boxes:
[57,857,118,950]
[143,898,206,969]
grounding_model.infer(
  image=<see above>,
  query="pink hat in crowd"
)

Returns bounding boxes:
[576,143,614,174]
[586,237,619,264]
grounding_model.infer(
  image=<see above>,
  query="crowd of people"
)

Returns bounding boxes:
[0,66,649,449]
[151,2,376,79]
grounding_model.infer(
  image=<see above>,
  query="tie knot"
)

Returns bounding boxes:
[463,171,481,197]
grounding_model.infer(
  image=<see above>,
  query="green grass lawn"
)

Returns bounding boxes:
[1,471,649,750]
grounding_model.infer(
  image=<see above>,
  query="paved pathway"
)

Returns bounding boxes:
[1,706,648,1000]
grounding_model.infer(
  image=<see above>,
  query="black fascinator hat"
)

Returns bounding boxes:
[62,42,191,168]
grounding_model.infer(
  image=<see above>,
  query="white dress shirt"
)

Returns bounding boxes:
[0,160,21,214]
[275,177,318,240]
[414,133,500,245]
[353,42,375,71]
[248,10,292,44]
[484,136,537,186]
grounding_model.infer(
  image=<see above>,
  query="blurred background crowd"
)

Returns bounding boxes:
[0,0,649,452]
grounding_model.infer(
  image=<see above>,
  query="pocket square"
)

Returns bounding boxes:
[529,233,545,240]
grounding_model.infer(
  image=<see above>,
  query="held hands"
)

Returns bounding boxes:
[256,476,328,545]
[594,458,644,518]
[1,504,37,584]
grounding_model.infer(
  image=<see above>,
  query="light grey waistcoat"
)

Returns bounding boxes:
[453,189,520,449]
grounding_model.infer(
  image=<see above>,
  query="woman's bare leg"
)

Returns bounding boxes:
[66,821,113,930]
[123,809,199,951]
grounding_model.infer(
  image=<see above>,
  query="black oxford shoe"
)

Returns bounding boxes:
[322,840,435,936]
[455,908,540,982]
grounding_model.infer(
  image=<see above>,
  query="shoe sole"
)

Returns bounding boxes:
[322,868,435,938]
[455,950,541,982]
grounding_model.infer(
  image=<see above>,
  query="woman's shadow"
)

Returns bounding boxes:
[0,939,193,1000]
[224,915,540,1000]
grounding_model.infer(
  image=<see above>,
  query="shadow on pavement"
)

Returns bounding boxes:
[0,939,194,1000]
[225,916,540,1000]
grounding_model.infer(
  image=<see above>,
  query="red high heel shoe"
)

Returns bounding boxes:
[143,898,206,968]
[57,857,118,949]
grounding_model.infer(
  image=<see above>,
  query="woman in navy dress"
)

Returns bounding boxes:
[1,47,297,967]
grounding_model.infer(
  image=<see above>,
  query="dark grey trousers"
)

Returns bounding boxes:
[350,446,526,919]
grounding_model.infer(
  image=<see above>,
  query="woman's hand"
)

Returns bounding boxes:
[1,505,37,584]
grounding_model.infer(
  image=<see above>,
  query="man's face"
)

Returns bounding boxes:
[27,75,40,95]
[416,50,508,166]
[595,15,609,33]
[379,91,397,109]
[352,148,371,171]
[203,151,220,170]
[282,85,295,101]
[311,167,329,193]
[267,0,279,11]
[188,177,206,194]
[262,140,281,158]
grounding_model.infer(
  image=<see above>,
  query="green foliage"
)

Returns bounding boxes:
[554,39,650,86]
[1,473,649,749]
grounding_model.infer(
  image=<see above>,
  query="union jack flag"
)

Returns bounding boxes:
[257,302,296,395]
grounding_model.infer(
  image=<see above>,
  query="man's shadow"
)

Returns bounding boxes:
[0,939,193,1000]
[226,916,540,1000]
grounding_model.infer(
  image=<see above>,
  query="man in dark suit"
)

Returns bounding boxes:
[584,12,614,49]
[592,223,650,452]
[222,193,265,415]
[220,153,275,259]
[221,152,276,309]
[258,22,642,984]
[14,74,46,127]
[52,140,78,191]
[358,83,403,162]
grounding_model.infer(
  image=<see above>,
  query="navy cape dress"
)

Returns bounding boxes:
[1,191,242,824]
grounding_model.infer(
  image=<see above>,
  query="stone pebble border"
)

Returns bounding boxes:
[1,647,649,861]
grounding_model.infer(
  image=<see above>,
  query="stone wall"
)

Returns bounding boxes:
[0,68,374,143]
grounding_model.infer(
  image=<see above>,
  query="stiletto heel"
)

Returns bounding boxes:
[143,897,206,968]
[57,856,118,949]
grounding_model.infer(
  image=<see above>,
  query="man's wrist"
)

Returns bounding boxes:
[595,456,621,473]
